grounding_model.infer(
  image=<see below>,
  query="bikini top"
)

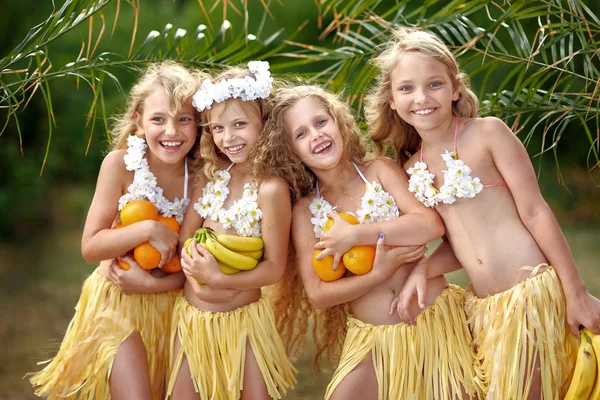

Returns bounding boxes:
[117,135,190,224]
[194,163,262,238]
[309,162,400,238]
[407,116,506,207]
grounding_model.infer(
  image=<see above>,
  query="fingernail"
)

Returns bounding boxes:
[379,233,384,239]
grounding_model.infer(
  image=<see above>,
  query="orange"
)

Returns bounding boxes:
[342,245,376,275]
[120,200,159,226]
[133,242,161,270]
[113,222,124,229]
[159,216,180,233]
[323,212,359,233]
[161,255,182,273]
[117,258,131,271]
[312,249,346,282]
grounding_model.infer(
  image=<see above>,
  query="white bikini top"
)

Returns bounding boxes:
[194,163,262,238]
[309,162,400,238]
[117,135,190,224]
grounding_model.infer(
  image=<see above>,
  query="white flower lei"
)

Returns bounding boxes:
[117,135,190,224]
[192,61,273,112]
[407,150,483,208]
[309,182,400,239]
[193,167,262,237]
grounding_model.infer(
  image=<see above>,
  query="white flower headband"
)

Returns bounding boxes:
[192,61,273,112]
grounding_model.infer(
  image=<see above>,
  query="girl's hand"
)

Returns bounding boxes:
[180,242,221,286]
[147,220,179,268]
[566,291,600,337]
[107,256,153,295]
[315,212,356,271]
[371,234,426,283]
[390,263,427,325]
[185,273,241,303]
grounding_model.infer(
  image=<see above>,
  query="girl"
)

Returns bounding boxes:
[366,26,600,399]
[167,61,297,400]
[255,84,482,399]
[30,61,203,399]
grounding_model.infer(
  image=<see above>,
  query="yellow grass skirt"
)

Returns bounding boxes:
[464,265,577,400]
[29,269,178,400]
[166,294,297,400]
[325,284,481,400]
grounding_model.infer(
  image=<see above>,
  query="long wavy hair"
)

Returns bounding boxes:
[198,66,270,182]
[255,84,372,369]
[364,26,479,165]
[110,61,205,165]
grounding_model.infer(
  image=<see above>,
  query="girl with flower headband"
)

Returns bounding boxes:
[29,61,203,399]
[255,84,482,399]
[167,61,297,400]
[364,26,600,399]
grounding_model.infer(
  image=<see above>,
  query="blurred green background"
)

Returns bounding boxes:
[1,0,599,398]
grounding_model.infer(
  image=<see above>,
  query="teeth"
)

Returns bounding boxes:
[161,141,182,147]
[413,108,434,115]
[227,144,244,152]
[313,142,331,154]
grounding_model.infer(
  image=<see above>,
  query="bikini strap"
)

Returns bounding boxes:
[315,181,321,197]
[183,157,189,198]
[453,114,459,155]
[226,162,235,172]
[352,162,370,184]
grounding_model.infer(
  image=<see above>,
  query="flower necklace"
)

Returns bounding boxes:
[118,135,190,224]
[194,163,262,237]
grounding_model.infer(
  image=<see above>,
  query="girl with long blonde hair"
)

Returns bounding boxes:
[366,26,600,399]
[167,61,297,400]
[258,84,482,399]
[30,60,203,399]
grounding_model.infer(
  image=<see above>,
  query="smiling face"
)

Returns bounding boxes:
[283,96,343,171]
[207,99,263,166]
[388,51,459,132]
[136,85,197,165]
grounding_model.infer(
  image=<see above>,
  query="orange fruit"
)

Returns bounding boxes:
[342,245,376,275]
[159,216,180,233]
[117,258,131,271]
[113,222,124,229]
[323,212,359,233]
[133,242,161,270]
[161,255,182,273]
[120,200,159,226]
[312,249,346,282]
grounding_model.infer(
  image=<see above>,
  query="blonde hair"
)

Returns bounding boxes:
[110,61,205,159]
[365,27,479,164]
[198,66,270,182]
[255,84,367,369]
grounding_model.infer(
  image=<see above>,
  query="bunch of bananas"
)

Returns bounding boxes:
[564,329,600,399]
[183,227,264,282]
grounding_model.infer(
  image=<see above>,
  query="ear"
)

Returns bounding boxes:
[134,111,144,137]
[452,84,461,102]
[388,96,397,111]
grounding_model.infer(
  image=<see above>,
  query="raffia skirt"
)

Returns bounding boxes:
[464,265,577,400]
[166,294,297,400]
[325,284,482,400]
[29,269,178,399]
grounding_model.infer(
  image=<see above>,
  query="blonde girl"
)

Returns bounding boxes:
[30,61,203,399]
[366,26,600,399]
[167,61,297,400]
[256,84,482,399]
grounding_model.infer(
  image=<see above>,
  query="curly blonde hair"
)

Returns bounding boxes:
[256,84,368,369]
[365,26,479,164]
[110,61,205,162]
[197,66,270,183]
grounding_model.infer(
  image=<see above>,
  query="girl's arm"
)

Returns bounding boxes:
[81,151,178,267]
[485,116,600,335]
[293,198,425,309]
[107,256,185,294]
[188,178,291,290]
[317,158,444,265]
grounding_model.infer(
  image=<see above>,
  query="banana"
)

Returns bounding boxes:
[210,229,264,252]
[203,234,258,271]
[588,329,600,400]
[238,248,264,260]
[564,329,597,400]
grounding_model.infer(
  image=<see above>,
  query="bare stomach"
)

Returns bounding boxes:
[349,266,449,325]
[183,282,262,312]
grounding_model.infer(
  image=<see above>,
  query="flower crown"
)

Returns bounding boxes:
[192,61,273,112]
